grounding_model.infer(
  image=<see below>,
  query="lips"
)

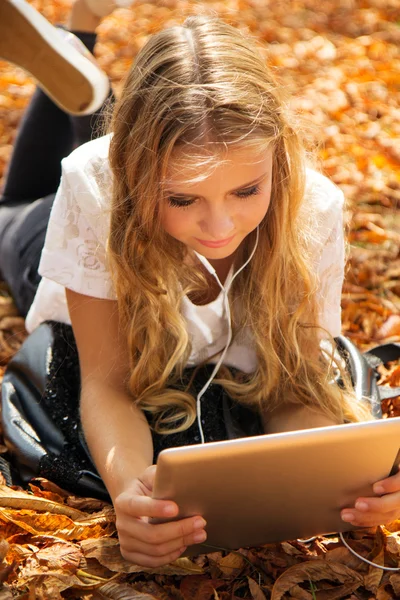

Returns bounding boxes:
[195,235,235,248]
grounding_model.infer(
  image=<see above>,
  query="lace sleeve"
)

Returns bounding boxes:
[38,161,116,300]
[315,195,345,338]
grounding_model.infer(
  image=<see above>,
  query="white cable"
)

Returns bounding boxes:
[195,227,260,443]
[297,532,400,571]
[339,531,400,571]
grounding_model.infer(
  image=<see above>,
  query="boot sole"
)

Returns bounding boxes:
[0,0,109,115]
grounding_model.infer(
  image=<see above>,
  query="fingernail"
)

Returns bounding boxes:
[374,484,385,495]
[163,504,176,516]
[355,501,368,511]
[194,517,206,529]
[193,531,207,543]
[341,512,354,522]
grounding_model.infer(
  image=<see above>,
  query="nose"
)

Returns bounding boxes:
[199,208,234,239]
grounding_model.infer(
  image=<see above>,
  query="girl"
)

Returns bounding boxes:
[2,1,400,569]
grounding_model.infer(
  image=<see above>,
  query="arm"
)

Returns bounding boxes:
[265,403,339,434]
[66,289,207,566]
[66,288,153,498]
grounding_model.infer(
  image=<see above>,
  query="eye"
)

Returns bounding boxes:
[167,196,196,209]
[235,184,261,199]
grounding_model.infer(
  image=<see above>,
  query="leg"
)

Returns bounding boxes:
[68,31,115,147]
[0,0,112,204]
[0,24,110,206]
[0,194,54,316]
[1,89,73,204]
[0,3,113,311]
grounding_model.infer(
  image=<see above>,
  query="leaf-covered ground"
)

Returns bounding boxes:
[0,0,400,598]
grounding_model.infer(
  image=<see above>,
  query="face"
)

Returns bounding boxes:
[160,146,273,264]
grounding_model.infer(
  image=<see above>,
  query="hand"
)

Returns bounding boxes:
[113,465,207,567]
[341,465,400,528]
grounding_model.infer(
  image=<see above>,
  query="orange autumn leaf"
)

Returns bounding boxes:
[376,315,400,340]
[0,507,115,541]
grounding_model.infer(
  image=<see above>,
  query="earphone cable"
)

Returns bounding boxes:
[196,227,260,443]
[297,532,400,572]
[339,531,400,571]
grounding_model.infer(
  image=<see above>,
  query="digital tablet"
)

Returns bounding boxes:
[152,417,400,553]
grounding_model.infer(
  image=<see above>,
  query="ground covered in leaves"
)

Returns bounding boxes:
[0,0,400,598]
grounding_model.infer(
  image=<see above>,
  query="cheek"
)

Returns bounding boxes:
[161,207,192,239]
[240,195,271,226]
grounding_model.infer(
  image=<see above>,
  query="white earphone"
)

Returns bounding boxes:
[193,227,260,443]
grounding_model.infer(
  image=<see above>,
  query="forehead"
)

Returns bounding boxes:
[163,145,273,189]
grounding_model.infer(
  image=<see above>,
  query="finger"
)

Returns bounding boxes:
[120,545,187,568]
[118,514,207,547]
[141,465,157,490]
[115,493,178,519]
[119,524,206,558]
[341,508,399,528]
[352,490,400,516]
[373,466,400,495]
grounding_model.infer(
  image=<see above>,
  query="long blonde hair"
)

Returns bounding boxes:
[108,16,370,433]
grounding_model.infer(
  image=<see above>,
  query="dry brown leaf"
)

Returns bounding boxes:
[134,579,177,599]
[180,575,224,600]
[280,541,303,556]
[80,537,203,575]
[0,586,13,600]
[0,507,115,540]
[0,540,8,563]
[27,484,68,506]
[4,541,36,566]
[363,526,386,592]
[248,576,267,600]
[15,570,107,593]
[90,581,160,599]
[385,533,400,557]
[389,573,400,597]
[31,478,69,498]
[376,584,395,600]
[324,546,364,571]
[35,541,83,573]
[270,560,363,600]
[66,496,111,512]
[376,315,400,340]
[216,551,245,575]
[0,484,86,520]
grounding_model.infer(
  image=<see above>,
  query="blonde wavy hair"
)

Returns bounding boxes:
[107,15,371,433]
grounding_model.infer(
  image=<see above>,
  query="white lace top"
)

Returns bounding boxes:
[26,134,345,373]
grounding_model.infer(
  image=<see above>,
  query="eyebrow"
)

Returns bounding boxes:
[164,171,270,198]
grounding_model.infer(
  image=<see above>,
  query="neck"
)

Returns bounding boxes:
[206,255,235,284]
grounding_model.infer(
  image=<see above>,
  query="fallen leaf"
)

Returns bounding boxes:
[0,485,85,520]
[180,575,225,600]
[248,576,267,600]
[271,560,363,600]
[0,507,115,540]
[80,538,203,575]
[216,552,245,576]
[91,582,161,599]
